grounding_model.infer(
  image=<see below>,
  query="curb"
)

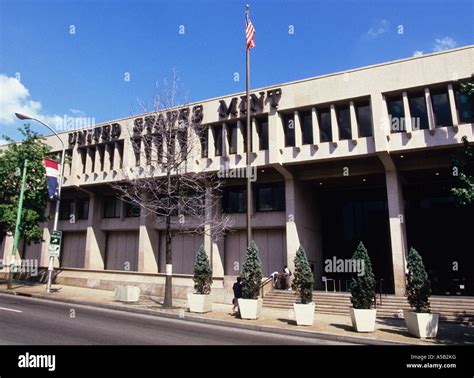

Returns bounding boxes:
[0,288,410,345]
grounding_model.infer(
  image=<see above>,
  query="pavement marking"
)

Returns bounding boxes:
[0,306,23,313]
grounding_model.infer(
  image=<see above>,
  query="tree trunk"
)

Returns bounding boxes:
[163,213,173,307]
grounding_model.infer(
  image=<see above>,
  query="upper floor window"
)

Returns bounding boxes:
[455,87,474,124]
[255,116,269,150]
[104,197,122,218]
[77,199,89,220]
[59,199,74,220]
[282,113,295,147]
[199,127,208,158]
[212,124,223,156]
[386,95,405,133]
[336,105,351,140]
[59,198,89,220]
[430,88,452,127]
[318,107,332,142]
[222,187,247,213]
[226,123,237,154]
[300,111,313,145]
[355,101,373,137]
[125,202,141,217]
[255,183,285,212]
[408,92,429,130]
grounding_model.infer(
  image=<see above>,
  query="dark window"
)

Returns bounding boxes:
[256,183,285,212]
[200,127,208,158]
[107,144,115,170]
[431,88,452,127]
[318,108,332,142]
[212,124,223,156]
[386,96,405,133]
[116,141,124,169]
[77,199,89,220]
[355,101,373,137]
[255,117,269,150]
[455,88,474,124]
[222,187,247,213]
[408,92,429,130]
[226,123,237,154]
[300,111,313,145]
[336,105,352,140]
[59,199,74,220]
[104,197,122,218]
[125,202,141,217]
[80,148,87,174]
[132,138,141,166]
[97,144,105,170]
[282,113,295,147]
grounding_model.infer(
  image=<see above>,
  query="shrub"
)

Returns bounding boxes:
[241,240,263,299]
[193,244,213,295]
[291,246,314,304]
[406,247,431,313]
[349,241,376,309]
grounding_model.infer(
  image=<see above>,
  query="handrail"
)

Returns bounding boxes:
[260,277,273,298]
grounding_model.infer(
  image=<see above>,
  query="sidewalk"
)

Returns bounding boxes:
[0,280,472,345]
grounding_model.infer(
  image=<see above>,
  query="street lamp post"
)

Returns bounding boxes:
[15,113,65,294]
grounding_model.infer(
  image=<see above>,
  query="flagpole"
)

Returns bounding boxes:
[245,4,252,248]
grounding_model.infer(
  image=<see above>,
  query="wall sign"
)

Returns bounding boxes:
[68,123,122,147]
[218,88,282,119]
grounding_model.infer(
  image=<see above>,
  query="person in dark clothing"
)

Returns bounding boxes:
[232,277,243,313]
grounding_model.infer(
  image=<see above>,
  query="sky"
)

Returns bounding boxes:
[0,0,473,143]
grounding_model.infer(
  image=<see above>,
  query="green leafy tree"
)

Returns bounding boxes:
[192,244,213,294]
[291,246,314,304]
[0,125,50,246]
[349,241,376,309]
[451,136,474,206]
[406,247,431,313]
[241,240,263,299]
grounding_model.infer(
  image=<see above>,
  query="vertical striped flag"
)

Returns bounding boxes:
[43,159,60,200]
[246,11,256,49]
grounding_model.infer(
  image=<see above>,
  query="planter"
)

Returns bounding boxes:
[293,303,315,326]
[187,293,213,313]
[404,310,439,338]
[350,308,377,332]
[114,285,140,302]
[238,298,263,319]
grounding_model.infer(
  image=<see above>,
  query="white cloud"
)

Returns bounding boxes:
[413,50,424,57]
[0,74,88,134]
[433,37,457,52]
[0,138,8,146]
[367,19,390,37]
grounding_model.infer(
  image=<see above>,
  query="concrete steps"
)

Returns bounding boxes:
[262,290,474,323]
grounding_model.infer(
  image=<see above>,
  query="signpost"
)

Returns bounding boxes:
[47,230,62,258]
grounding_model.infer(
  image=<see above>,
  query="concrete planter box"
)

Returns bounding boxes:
[114,285,140,302]
[404,310,439,338]
[187,293,213,313]
[350,308,377,332]
[238,298,262,319]
[293,303,315,326]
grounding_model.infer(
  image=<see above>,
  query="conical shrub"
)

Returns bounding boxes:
[193,244,213,295]
[291,246,314,304]
[406,247,431,313]
[241,240,263,299]
[349,241,376,309]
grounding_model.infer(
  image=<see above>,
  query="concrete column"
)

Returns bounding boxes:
[84,193,105,270]
[138,212,159,273]
[85,146,95,173]
[222,122,229,157]
[402,91,413,133]
[104,144,112,171]
[284,178,299,273]
[251,117,259,153]
[208,125,215,158]
[204,188,224,277]
[236,120,244,155]
[95,146,102,172]
[70,146,82,181]
[447,84,460,126]
[424,88,436,135]
[311,107,320,145]
[294,110,302,147]
[385,169,408,295]
[349,101,359,141]
[330,105,339,144]
[268,111,281,163]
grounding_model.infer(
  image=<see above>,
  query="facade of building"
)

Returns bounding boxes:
[2,46,473,302]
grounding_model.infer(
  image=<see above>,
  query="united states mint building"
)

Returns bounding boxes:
[1,46,473,305]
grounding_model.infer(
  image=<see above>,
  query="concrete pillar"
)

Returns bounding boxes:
[402,91,413,133]
[251,117,259,153]
[138,212,159,273]
[349,101,359,141]
[294,110,302,147]
[236,120,244,156]
[268,111,281,163]
[311,107,320,145]
[204,188,224,277]
[284,178,299,273]
[447,84,460,126]
[330,105,339,144]
[207,125,215,158]
[385,169,408,295]
[84,193,105,270]
[113,142,122,170]
[85,146,95,173]
[425,88,436,135]
[222,122,229,158]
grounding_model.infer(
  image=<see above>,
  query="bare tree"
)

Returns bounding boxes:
[113,72,232,307]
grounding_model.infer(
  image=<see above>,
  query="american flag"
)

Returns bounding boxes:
[246,13,255,49]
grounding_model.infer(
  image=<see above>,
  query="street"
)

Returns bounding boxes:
[0,294,351,345]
